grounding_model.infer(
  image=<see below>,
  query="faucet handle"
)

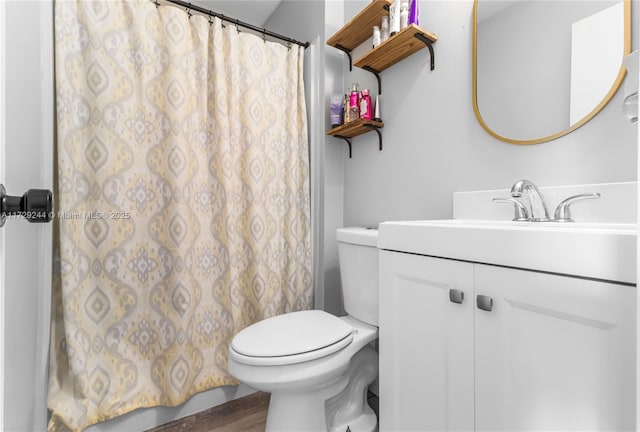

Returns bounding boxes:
[492,198,530,221]
[553,193,601,222]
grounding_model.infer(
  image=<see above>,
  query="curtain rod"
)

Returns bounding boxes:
[157,0,310,49]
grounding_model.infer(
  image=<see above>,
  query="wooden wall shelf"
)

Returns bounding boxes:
[326,119,384,138]
[326,119,384,158]
[326,0,393,52]
[354,24,437,73]
[326,2,438,94]
[325,1,438,158]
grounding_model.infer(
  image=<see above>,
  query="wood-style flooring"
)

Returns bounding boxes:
[146,392,270,432]
[146,391,379,432]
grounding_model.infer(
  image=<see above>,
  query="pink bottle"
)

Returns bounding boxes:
[360,89,372,120]
[348,83,360,122]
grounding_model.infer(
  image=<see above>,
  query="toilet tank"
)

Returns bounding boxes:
[337,227,379,326]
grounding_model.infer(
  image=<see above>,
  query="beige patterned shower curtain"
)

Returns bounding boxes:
[48,1,311,430]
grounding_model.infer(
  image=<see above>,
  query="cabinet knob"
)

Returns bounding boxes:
[449,289,465,304]
[476,295,493,312]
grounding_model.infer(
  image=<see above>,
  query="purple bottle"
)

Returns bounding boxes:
[330,95,343,128]
[408,0,419,26]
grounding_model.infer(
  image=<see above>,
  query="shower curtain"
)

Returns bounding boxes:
[48,1,311,430]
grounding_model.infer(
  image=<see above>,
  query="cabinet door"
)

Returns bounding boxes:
[379,251,474,431]
[474,265,636,431]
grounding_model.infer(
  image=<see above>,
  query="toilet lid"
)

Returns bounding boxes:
[231,310,353,359]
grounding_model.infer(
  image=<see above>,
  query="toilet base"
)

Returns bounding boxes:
[330,408,377,432]
[327,345,378,432]
[265,374,347,432]
[264,345,378,432]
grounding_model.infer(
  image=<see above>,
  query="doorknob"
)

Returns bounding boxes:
[0,184,53,227]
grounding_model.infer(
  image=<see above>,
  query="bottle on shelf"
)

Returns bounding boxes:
[400,0,409,29]
[381,15,390,42]
[389,0,400,36]
[374,94,382,122]
[372,26,381,48]
[330,95,343,128]
[360,89,372,120]
[408,0,419,25]
[343,93,349,124]
[348,83,360,123]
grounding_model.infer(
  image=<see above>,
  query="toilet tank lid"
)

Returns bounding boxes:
[336,227,378,247]
[231,310,353,358]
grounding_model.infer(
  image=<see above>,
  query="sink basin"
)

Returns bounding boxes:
[378,219,637,284]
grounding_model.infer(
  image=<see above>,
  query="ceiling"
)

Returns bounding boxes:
[191,0,283,27]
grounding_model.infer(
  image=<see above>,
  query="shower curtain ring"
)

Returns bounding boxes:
[263,33,266,43]
[208,13,213,25]
[186,3,192,19]
[154,0,159,8]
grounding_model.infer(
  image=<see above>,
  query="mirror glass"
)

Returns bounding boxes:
[473,0,630,144]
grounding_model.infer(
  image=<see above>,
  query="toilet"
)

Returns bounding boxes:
[228,227,379,432]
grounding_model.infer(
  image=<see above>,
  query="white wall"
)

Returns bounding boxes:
[342,0,638,228]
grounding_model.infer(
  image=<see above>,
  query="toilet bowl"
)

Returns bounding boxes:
[227,227,379,432]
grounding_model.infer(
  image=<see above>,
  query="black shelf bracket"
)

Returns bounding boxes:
[362,66,382,95]
[414,33,435,71]
[363,124,383,151]
[335,135,353,158]
[335,44,353,72]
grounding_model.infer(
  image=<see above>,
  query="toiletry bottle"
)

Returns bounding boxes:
[408,0,419,26]
[330,95,343,128]
[360,89,372,120]
[374,94,381,122]
[348,83,360,123]
[343,93,349,123]
[389,0,400,36]
[372,26,381,48]
[400,0,409,29]
[381,15,390,42]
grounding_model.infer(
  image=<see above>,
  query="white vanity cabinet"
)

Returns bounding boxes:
[474,264,635,431]
[379,251,475,431]
[379,250,636,432]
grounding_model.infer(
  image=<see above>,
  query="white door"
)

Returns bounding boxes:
[0,1,5,427]
[379,251,474,431]
[2,1,54,431]
[475,264,636,431]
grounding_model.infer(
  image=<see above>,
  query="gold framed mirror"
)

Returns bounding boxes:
[473,0,631,145]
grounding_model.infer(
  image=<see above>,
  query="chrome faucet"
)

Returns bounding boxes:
[510,180,551,222]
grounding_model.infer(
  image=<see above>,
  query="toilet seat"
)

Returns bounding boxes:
[230,310,354,366]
